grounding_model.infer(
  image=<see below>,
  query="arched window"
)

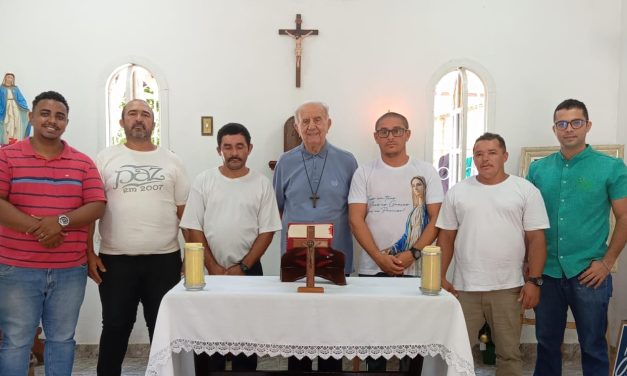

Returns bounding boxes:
[432,68,486,193]
[106,64,160,146]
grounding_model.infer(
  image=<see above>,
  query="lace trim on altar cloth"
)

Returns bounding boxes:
[146,340,475,376]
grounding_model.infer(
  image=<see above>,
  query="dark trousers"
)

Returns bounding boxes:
[194,353,258,373]
[359,272,423,374]
[287,357,343,372]
[96,251,182,376]
[194,262,262,374]
[364,356,424,373]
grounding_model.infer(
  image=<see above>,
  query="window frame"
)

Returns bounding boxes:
[102,61,170,150]
[427,60,496,190]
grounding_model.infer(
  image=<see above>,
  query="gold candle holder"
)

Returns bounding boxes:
[184,243,206,291]
[420,245,441,295]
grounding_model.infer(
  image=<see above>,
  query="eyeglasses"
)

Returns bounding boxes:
[554,119,587,130]
[376,127,408,138]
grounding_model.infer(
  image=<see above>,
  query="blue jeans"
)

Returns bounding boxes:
[534,274,612,376]
[0,263,87,376]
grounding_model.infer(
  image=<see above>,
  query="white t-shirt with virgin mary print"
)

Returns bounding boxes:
[348,156,443,275]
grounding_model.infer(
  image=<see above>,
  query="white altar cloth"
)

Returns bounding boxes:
[146,276,474,376]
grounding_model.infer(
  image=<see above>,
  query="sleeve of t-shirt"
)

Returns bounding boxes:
[348,165,367,204]
[272,157,285,212]
[258,178,283,233]
[348,153,358,177]
[94,147,111,185]
[435,189,458,230]
[0,149,10,197]
[526,160,538,184]
[94,149,104,175]
[172,153,191,206]
[424,164,444,205]
[179,174,205,231]
[608,159,627,200]
[82,157,106,204]
[523,184,550,231]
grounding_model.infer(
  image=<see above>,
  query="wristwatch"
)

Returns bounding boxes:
[410,247,422,260]
[527,276,543,286]
[58,214,70,228]
[239,262,250,274]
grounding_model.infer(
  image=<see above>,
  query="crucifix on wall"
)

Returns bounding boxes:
[278,14,319,88]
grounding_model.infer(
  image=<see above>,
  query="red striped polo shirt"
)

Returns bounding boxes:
[0,138,106,268]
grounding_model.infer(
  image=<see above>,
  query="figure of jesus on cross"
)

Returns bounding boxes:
[279,14,318,88]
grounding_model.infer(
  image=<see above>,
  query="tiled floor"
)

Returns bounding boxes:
[34,356,146,376]
[33,353,586,375]
[475,360,583,376]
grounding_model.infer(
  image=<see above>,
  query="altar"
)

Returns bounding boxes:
[146,276,474,376]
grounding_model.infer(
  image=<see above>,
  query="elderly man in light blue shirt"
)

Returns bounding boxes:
[273,101,357,372]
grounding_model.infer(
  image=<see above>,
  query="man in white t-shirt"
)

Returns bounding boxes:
[88,99,191,376]
[180,123,282,372]
[436,132,549,376]
[348,111,443,372]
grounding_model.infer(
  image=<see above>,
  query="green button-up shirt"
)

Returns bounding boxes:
[527,145,627,278]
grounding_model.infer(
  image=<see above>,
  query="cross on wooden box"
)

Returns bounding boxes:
[281,223,346,291]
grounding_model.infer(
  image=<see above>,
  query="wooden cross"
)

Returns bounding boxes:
[296,226,324,293]
[279,14,319,88]
[309,193,320,208]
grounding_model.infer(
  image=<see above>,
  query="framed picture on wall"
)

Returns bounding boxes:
[519,144,625,273]
[201,116,213,136]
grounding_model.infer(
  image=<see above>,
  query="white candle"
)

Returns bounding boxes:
[184,243,205,290]
[420,245,441,295]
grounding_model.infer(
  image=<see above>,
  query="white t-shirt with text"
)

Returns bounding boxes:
[349,157,443,275]
[97,144,190,255]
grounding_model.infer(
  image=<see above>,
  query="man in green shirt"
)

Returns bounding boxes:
[527,99,627,375]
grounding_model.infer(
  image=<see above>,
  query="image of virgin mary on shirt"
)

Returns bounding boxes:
[387,175,429,255]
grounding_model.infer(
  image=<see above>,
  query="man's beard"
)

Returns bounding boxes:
[126,126,151,140]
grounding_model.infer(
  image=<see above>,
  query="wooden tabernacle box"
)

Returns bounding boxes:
[281,223,346,292]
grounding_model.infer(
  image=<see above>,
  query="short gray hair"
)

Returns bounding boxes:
[294,101,329,123]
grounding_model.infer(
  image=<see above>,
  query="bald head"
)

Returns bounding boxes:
[121,99,154,120]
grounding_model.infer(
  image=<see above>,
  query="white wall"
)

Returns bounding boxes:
[1,0,625,345]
